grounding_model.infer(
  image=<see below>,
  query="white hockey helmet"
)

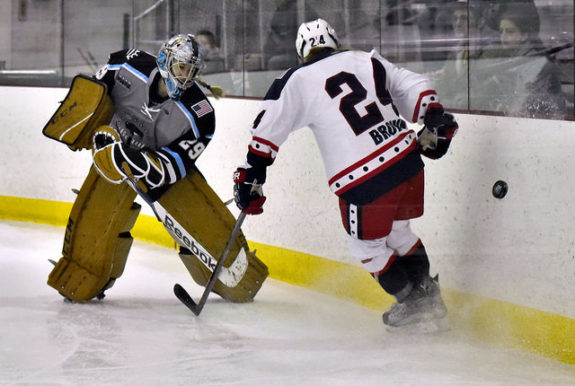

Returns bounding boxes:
[295,18,340,60]
[156,34,204,99]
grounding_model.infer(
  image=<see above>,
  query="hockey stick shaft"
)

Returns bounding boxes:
[174,212,247,315]
[125,179,245,288]
[124,179,247,314]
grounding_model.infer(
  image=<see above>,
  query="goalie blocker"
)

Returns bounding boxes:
[45,75,268,303]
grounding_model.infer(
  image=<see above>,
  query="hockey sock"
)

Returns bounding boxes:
[374,243,431,302]
[374,255,412,301]
[395,242,430,286]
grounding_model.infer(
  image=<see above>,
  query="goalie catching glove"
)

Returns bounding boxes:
[92,126,170,193]
[417,103,458,160]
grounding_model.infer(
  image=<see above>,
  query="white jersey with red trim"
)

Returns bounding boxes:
[249,49,438,205]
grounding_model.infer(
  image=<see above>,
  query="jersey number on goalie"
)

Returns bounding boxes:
[179,139,206,160]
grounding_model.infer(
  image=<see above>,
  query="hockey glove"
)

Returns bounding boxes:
[233,165,266,215]
[93,141,167,193]
[92,126,121,151]
[417,103,458,160]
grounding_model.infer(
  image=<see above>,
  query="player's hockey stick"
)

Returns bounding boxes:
[173,212,247,316]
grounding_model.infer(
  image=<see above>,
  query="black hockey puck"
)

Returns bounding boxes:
[492,180,508,199]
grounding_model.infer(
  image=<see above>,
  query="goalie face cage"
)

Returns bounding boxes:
[156,34,204,99]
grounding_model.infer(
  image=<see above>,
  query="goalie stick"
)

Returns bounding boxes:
[174,212,247,316]
[124,179,248,288]
[123,179,251,315]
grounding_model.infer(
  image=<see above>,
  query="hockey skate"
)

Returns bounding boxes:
[382,275,447,328]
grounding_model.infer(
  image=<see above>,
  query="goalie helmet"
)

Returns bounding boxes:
[295,18,340,61]
[156,34,204,99]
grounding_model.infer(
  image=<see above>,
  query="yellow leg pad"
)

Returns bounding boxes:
[159,171,269,302]
[47,167,140,301]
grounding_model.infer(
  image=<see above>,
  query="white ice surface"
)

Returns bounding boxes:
[1,221,574,386]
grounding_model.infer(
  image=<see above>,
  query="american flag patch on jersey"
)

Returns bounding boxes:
[191,100,213,117]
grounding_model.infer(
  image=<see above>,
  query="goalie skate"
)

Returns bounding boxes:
[382,275,447,328]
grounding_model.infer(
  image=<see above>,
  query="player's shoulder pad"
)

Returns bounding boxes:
[107,49,156,73]
[263,50,346,101]
[263,67,301,101]
[107,49,132,65]
[368,48,385,61]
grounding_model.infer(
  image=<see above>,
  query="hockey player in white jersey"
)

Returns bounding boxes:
[233,19,458,327]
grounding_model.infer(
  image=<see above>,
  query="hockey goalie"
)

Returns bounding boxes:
[43,34,268,304]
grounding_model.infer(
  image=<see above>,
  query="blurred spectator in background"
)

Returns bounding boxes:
[485,1,545,56]
[263,0,318,70]
[432,0,498,109]
[477,2,566,118]
[340,1,381,53]
[196,30,220,58]
[196,30,224,73]
[415,0,458,71]
[381,0,423,68]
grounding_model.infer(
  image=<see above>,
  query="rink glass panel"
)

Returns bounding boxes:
[0,0,572,119]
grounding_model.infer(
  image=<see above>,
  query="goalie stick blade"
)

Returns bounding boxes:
[173,213,248,317]
[173,283,202,316]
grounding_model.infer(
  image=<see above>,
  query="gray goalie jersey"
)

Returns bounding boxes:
[94,48,215,184]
